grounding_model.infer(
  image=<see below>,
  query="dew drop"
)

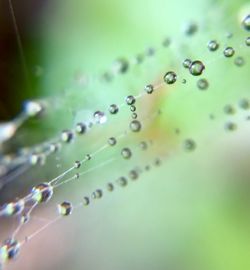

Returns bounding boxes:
[223,104,235,115]
[74,173,80,179]
[223,47,235,57]
[83,197,90,206]
[31,182,53,203]
[130,120,142,132]
[113,58,129,73]
[125,95,136,105]
[85,154,91,160]
[75,123,87,134]
[164,71,177,84]
[139,141,148,150]
[183,59,192,69]
[129,170,139,180]
[109,104,119,114]
[224,122,237,131]
[92,189,103,199]
[93,111,107,124]
[130,105,136,112]
[132,113,137,119]
[61,130,74,143]
[238,98,249,110]
[2,199,24,216]
[0,239,20,263]
[74,161,81,169]
[144,84,154,94]
[108,137,117,146]
[58,201,73,216]
[20,213,30,224]
[121,148,132,159]
[234,56,245,67]
[197,78,209,90]
[23,100,43,117]
[189,60,205,76]
[207,40,219,51]
[162,37,171,47]
[183,139,196,152]
[107,183,114,191]
[116,177,127,187]
[184,22,198,36]
[242,14,250,31]
[245,37,250,46]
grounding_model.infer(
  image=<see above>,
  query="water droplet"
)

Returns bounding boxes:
[162,37,171,47]
[107,183,114,191]
[207,40,219,51]
[108,137,117,146]
[146,47,155,56]
[49,143,59,153]
[85,154,91,160]
[154,158,161,166]
[93,111,107,124]
[144,84,154,94]
[23,100,43,117]
[109,104,119,114]
[125,95,136,105]
[132,113,137,119]
[184,22,198,36]
[223,104,235,115]
[130,120,142,132]
[238,98,249,110]
[183,59,192,69]
[83,197,90,206]
[75,123,87,134]
[74,161,81,169]
[113,58,129,73]
[129,170,139,180]
[61,130,74,143]
[223,47,235,57]
[245,37,250,46]
[20,213,30,224]
[58,201,73,216]
[224,122,237,131]
[116,177,127,187]
[164,71,177,84]
[189,60,205,76]
[121,148,132,159]
[242,14,250,31]
[0,239,20,262]
[139,141,148,150]
[234,56,245,67]
[31,182,53,203]
[183,139,196,152]
[92,189,103,199]
[145,165,151,171]
[197,78,209,90]
[2,200,24,216]
[182,79,187,84]
[74,173,80,179]
[135,54,144,64]
[130,105,136,112]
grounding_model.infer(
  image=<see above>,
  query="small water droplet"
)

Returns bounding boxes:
[107,183,114,191]
[224,122,237,131]
[238,98,249,110]
[197,78,209,90]
[242,14,250,31]
[223,47,235,57]
[74,161,81,169]
[92,189,103,199]
[125,95,136,105]
[131,113,137,119]
[129,170,139,180]
[189,60,205,76]
[183,59,192,69]
[93,111,107,124]
[58,201,73,216]
[83,197,90,206]
[75,123,87,134]
[129,120,142,132]
[108,137,117,146]
[31,182,53,203]
[113,58,129,73]
[121,148,132,159]
[164,71,177,84]
[234,56,245,67]
[183,139,196,152]
[109,104,119,114]
[0,238,20,262]
[224,104,235,115]
[116,177,127,187]
[245,37,250,46]
[207,40,219,51]
[130,105,136,112]
[144,84,154,94]
[61,130,74,143]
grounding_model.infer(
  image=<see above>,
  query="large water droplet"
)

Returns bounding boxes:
[189,61,205,76]
[164,71,177,84]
